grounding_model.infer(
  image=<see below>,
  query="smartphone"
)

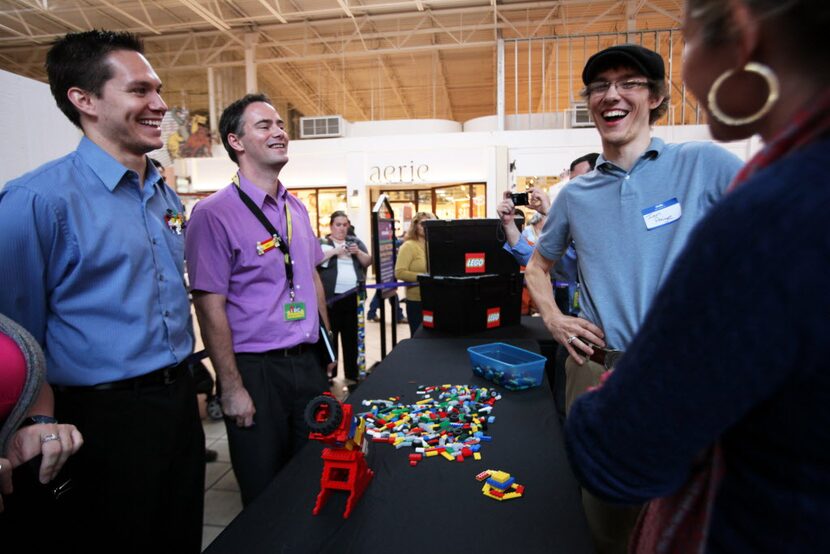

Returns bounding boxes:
[510,192,529,206]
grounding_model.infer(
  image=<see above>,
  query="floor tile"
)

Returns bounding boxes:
[205,461,232,490]
[203,489,243,526]
[201,524,225,552]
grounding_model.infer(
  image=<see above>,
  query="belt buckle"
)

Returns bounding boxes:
[162,367,175,385]
[586,342,623,370]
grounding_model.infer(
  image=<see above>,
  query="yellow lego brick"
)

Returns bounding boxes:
[426,450,439,457]
[473,452,482,461]
[441,451,455,461]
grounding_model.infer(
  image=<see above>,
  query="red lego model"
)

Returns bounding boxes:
[304,393,374,518]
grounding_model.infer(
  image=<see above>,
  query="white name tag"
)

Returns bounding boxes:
[641,198,681,230]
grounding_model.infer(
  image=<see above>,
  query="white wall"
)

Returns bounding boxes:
[0,69,81,188]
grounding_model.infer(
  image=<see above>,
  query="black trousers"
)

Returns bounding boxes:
[48,374,205,553]
[330,294,360,381]
[227,350,329,506]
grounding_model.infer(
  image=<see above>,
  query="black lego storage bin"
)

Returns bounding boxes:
[422,219,519,277]
[418,273,523,334]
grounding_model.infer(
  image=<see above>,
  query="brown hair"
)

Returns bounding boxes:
[404,212,435,241]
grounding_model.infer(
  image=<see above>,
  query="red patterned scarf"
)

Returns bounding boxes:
[630,86,830,554]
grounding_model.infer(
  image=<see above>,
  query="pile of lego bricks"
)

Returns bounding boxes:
[359,384,500,466]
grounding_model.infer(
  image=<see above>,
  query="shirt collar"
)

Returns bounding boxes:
[596,136,665,172]
[77,136,162,192]
[236,171,285,208]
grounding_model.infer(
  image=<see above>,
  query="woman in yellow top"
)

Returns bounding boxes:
[394,212,435,336]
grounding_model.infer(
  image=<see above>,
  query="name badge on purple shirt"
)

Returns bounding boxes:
[284,302,306,321]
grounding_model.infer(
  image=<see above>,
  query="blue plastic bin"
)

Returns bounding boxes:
[467,342,545,391]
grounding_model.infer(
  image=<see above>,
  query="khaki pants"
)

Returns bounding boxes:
[565,355,642,554]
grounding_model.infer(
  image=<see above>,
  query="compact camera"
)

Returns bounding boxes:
[509,192,529,206]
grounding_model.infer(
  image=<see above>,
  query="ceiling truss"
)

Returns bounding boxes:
[0,0,689,125]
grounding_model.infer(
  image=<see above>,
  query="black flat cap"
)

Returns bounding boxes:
[582,44,665,85]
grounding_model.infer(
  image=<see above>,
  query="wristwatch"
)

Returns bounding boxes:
[18,415,58,429]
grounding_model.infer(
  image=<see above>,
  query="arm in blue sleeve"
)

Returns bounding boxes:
[0,187,64,344]
[502,235,534,266]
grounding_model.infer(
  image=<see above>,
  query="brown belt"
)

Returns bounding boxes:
[587,346,624,370]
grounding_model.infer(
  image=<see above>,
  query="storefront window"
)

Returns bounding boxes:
[293,189,317,235]
[471,184,485,218]
[288,187,346,237]
[417,190,433,212]
[434,184,481,220]
[318,189,348,236]
[369,183,484,232]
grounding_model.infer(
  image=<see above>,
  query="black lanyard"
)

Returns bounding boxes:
[233,175,297,301]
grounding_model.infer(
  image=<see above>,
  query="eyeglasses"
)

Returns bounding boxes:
[585,79,650,98]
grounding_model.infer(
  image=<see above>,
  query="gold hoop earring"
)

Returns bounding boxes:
[707,62,779,127]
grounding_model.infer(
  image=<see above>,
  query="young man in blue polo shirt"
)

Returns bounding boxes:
[524,44,742,553]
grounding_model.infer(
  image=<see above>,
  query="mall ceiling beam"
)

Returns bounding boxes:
[0,1,583,45]
[0,3,683,50]
[378,56,412,119]
[254,0,288,24]
[433,48,454,121]
[303,22,370,120]
[96,0,161,35]
[322,61,370,120]
[644,1,681,24]
[9,0,84,33]
[575,0,623,35]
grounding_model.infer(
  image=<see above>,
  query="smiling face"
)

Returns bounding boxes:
[231,101,289,171]
[330,215,350,241]
[588,66,663,152]
[87,49,167,161]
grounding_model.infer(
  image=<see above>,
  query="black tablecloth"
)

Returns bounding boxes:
[205,337,592,554]
[413,314,554,341]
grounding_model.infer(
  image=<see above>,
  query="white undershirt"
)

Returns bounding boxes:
[332,238,358,293]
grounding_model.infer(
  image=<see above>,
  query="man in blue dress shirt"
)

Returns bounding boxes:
[0,30,204,552]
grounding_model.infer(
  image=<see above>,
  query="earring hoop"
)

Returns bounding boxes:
[707,62,779,127]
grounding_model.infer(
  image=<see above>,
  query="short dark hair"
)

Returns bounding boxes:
[219,93,272,164]
[570,153,600,172]
[46,30,144,129]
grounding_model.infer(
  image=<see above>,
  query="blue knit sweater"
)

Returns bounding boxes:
[565,136,830,553]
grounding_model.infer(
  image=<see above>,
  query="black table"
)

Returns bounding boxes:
[205,337,592,554]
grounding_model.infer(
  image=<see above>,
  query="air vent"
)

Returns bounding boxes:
[300,115,345,138]
[570,103,595,128]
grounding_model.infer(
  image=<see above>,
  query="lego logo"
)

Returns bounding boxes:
[423,311,434,328]
[486,308,501,328]
[465,252,486,273]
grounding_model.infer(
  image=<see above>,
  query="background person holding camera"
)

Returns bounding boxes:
[318,211,372,392]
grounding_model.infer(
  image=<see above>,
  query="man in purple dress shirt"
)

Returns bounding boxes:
[185,93,334,505]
